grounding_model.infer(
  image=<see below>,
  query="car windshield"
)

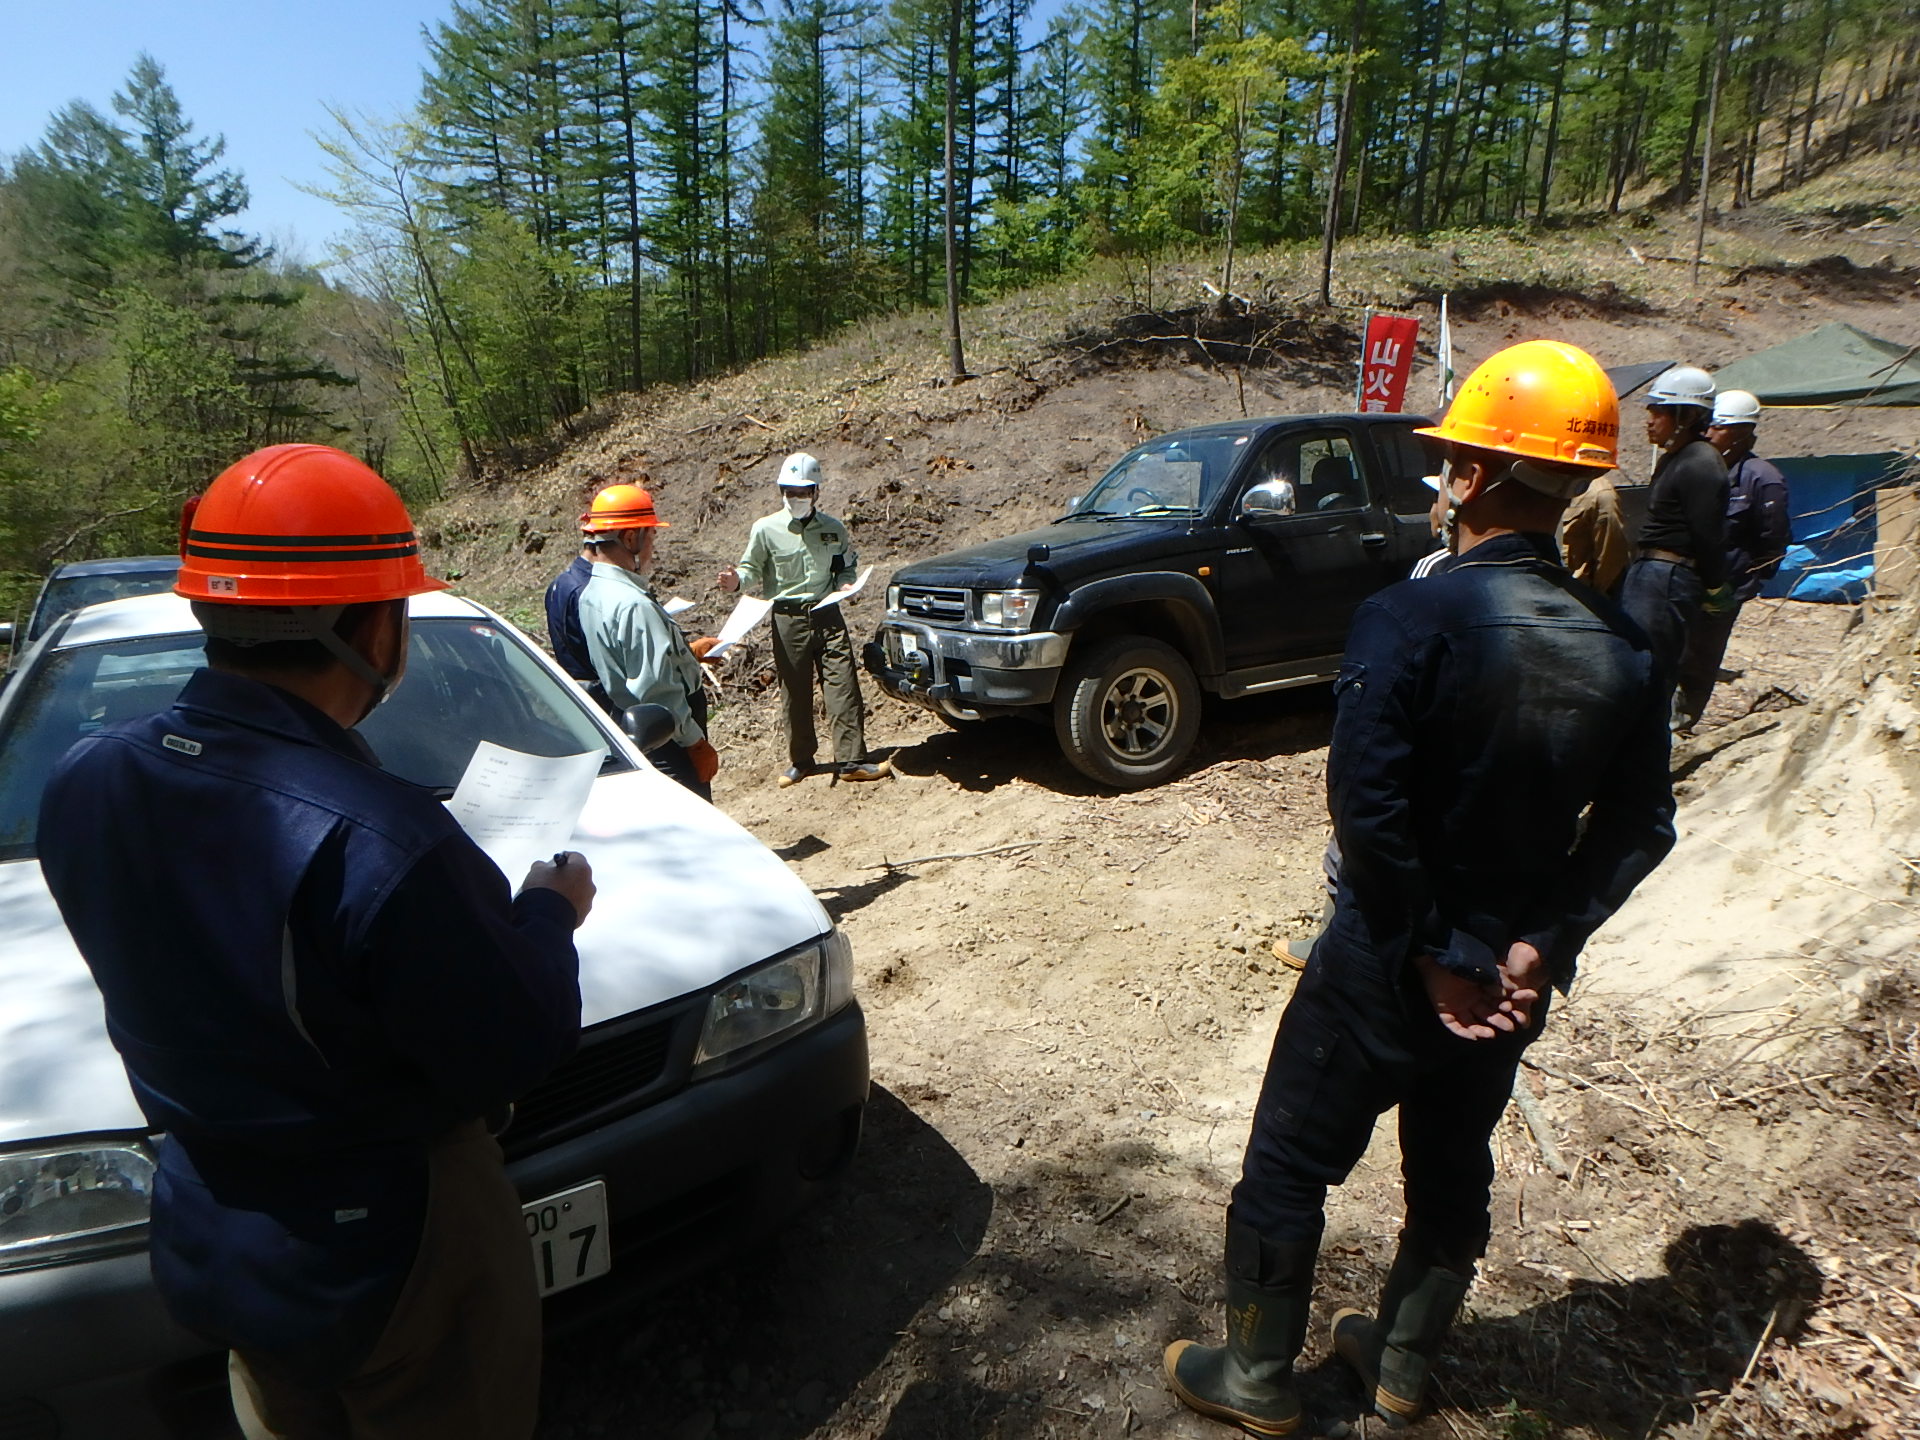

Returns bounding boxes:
[1068,432,1253,518]
[27,566,180,642]
[0,617,621,863]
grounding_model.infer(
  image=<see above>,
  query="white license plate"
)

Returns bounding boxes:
[889,630,923,664]
[524,1181,611,1297]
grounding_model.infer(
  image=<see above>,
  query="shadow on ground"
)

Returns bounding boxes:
[535,1085,991,1440]
[1299,1220,1823,1438]
[885,686,1335,796]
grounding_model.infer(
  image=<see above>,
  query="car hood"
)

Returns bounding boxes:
[0,765,829,1146]
[889,518,1199,589]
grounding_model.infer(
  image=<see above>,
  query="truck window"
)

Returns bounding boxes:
[1371,423,1443,516]
[1249,431,1365,513]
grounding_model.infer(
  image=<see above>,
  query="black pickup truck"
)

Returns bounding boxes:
[862,413,1447,788]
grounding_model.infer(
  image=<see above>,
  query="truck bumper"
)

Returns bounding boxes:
[863,624,1068,718]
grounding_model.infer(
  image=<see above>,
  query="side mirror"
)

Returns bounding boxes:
[1066,495,1083,510]
[1240,478,1297,518]
[622,703,677,753]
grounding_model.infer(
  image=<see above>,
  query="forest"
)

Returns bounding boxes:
[2,0,1917,615]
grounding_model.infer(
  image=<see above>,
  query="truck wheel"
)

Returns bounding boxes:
[1053,636,1201,789]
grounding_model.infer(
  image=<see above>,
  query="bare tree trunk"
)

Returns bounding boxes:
[1318,0,1367,306]
[943,0,969,382]
[1692,12,1726,288]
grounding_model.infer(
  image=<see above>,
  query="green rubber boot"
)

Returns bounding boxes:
[1331,1234,1475,1427]
[1164,1221,1316,1436]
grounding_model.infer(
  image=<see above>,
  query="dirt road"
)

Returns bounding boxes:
[532,598,1918,1440]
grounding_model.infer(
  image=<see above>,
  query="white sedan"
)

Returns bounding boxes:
[0,590,868,1438]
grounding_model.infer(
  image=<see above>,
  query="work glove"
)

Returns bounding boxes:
[687,737,720,783]
[690,635,721,662]
[1702,583,1738,616]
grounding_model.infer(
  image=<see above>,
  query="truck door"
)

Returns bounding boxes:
[1216,426,1397,667]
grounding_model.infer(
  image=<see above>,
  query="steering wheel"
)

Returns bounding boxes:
[1123,485,1168,508]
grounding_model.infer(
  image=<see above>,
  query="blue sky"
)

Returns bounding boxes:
[0,0,455,262]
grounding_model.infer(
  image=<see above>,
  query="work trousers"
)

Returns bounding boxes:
[1618,558,1705,701]
[229,1122,540,1440]
[650,741,712,802]
[771,604,866,768]
[1673,600,1742,731]
[1231,939,1546,1264]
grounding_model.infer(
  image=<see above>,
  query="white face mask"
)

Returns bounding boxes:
[783,493,815,520]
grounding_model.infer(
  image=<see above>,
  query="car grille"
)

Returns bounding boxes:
[502,1012,681,1156]
[898,585,969,623]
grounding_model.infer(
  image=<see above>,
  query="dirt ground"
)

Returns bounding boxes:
[527,593,1918,1440]
[416,238,1920,1440]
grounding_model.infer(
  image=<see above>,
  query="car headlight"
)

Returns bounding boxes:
[693,931,854,1073]
[976,589,1040,631]
[0,1138,154,1273]
[886,584,902,615]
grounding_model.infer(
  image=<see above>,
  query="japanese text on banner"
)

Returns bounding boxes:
[1359,314,1420,414]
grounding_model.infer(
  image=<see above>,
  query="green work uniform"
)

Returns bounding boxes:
[576,563,705,746]
[736,510,867,767]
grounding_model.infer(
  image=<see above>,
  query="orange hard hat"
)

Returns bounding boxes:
[175,444,448,606]
[580,482,669,533]
[1415,340,1620,472]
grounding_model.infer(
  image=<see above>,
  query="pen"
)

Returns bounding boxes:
[551,852,569,868]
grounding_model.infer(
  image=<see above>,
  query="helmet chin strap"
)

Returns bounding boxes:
[310,618,398,707]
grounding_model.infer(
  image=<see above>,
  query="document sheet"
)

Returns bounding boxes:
[447,742,604,884]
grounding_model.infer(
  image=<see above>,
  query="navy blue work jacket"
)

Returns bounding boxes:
[545,554,597,682]
[38,668,581,1376]
[1324,532,1677,993]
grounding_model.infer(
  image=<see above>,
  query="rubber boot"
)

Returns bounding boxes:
[1331,1234,1474,1428]
[1164,1221,1316,1436]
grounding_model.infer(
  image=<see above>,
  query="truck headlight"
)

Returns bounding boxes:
[976,589,1040,631]
[0,1138,154,1273]
[886,584,902,615]
[693,931,854,1073]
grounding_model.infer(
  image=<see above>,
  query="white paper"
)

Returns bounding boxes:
[447,742,605,884]
[704,594,774,658]
[811,564,874,612]
[662,596,695,616]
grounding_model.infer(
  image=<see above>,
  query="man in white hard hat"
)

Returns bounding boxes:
[1672,389,1792,732]
[1618,364,1730,714]
[718,453,888,785]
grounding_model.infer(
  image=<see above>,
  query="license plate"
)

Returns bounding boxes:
[889,630,923,665]
[524,1181,610,1296]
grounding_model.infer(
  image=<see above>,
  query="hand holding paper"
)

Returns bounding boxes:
[447,742,605,887]
[811,565,873,611]
[703,594,774,658]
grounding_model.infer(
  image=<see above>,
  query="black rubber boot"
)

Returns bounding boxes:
[1164,1220,1316,1436]
[1331,1233,1474,1427]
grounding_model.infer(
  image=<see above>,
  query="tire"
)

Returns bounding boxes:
[1052,635,1202,789]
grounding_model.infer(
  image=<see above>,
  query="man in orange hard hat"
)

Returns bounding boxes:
[37,444,595,1440]
[1164,343,1676,1435]
[574,481,721,799]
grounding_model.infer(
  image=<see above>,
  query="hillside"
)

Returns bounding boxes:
[419,219,1920,1440]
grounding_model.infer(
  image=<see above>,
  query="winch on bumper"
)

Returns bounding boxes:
[862,623,1070,720]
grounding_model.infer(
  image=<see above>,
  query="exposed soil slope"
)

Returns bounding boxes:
[417,233,1920,1440]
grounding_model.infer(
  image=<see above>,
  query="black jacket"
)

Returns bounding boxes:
[1637,438,1731,588]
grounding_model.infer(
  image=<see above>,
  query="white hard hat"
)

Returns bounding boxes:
[1712,389,1762,426]
[1646,365,1716,409]
[778,452,823,488]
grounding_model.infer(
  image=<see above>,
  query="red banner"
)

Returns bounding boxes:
[1359,314,1419,413]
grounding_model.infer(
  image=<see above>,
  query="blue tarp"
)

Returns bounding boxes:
[1760,451,1905,604]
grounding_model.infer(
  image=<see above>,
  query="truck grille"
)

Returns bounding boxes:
[898,585,969,623]
[502,1011,682,1156]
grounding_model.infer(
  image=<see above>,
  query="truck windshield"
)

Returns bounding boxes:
[0,618,620,863]
[1068,432,1252,518]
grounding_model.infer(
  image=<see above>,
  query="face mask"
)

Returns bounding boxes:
[784,494,815,520]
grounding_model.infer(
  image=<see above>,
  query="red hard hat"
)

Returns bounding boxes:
[580,483,669,533]
[175,445,448,606]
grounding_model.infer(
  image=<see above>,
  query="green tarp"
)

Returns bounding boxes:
[1713,322,1920,406]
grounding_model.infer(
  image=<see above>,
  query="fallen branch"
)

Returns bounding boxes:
[863,839,1050,873]
[1511,1075,1570,1178]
